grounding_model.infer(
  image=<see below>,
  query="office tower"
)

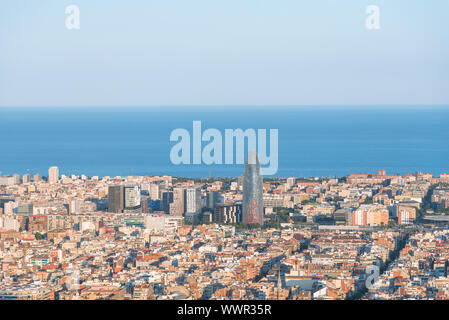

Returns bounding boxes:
[162,191,174,214]
[124,185,141,210]
[141,197,149,213]
[108,185,125,213]
[242,151,264,226]
[149,199,162,212]
[33,174,42,183]
[22,174,31,184]
[48,166,59,184]
[12,174,20,185]
[186,188,201,214]
[149,184,160,200]
[185,211,201,224]
[206,191,220,211]
[170,188,186,216]
[202,211,213,223]
[214,203,242,224]
[287,177,296,188]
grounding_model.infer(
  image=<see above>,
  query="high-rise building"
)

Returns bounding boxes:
[214,203,242,224]
[287,177,296,188]
[202,211,213,223]
[108,185,125,213]
[149,184,160,200]
[242,151,264,226]
[33,174,42,183]
[397,205,416,225]
[170,188,186,216]
[162,191,174,214]
[22,174,32,184]
[206,191,220,211]
[124,185,141,210]
[185,212,201,224]
[12,174,20,185]
[48,166,59,184]
[140,197,149,213]
[186,188,201,214]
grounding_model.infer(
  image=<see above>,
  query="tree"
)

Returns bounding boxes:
[247,223,261,230]
[34,232,44,240]
[301,199,316,205]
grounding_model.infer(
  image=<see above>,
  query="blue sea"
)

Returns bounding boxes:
[0,106,448,178]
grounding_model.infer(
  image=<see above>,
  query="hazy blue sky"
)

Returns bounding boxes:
[0,0,448,107]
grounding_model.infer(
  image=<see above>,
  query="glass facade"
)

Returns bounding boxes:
[242,151,264,226]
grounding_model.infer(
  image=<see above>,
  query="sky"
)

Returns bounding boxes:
[0,0,448,107]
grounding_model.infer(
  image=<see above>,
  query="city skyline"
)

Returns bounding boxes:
[1,164,449,301]
[1,0,449,306]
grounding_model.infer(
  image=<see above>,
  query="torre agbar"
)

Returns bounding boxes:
[242,151,264,226]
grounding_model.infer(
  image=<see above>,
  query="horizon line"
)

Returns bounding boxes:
[1,104,449,109]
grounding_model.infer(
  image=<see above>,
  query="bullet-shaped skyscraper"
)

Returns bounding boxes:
[242,151,264,226]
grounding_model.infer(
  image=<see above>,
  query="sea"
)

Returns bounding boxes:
[0,106,448,178]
